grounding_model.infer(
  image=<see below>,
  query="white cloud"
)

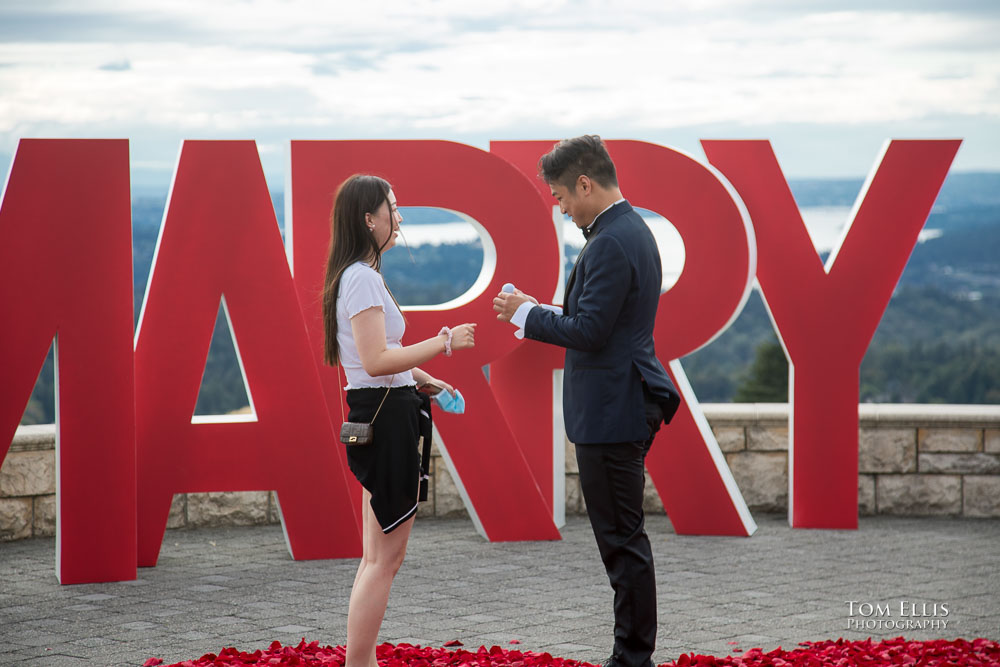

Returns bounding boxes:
[0,1,997,178]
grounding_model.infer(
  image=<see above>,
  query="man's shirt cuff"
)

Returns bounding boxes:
[511,302,562,339]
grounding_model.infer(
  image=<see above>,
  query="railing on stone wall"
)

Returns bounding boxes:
[3,404,999,541]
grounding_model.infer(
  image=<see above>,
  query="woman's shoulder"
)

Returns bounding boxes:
[341,261,381,285]
[339,261,387,313]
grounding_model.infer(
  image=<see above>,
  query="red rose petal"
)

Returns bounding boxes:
[444,640,464,647]
[148,637,1000,667]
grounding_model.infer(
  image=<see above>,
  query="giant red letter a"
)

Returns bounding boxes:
[134,140,358,565]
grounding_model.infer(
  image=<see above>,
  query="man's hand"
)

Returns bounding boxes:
[493,289,538,322]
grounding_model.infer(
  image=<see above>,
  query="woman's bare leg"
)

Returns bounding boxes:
[351,489,372,593]
[345,488,414,667]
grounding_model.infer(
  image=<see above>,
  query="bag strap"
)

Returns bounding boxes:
[369,381,393,424]
[337,365,345,422]
[337,364,393,425]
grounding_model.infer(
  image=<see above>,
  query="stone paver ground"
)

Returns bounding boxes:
[1,514,998,666]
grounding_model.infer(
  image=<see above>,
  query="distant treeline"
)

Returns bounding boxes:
[18,174,1000,423]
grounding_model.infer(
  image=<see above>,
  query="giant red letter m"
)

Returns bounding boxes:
[0,140,136,584]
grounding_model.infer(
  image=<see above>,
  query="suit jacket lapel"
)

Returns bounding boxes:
[564,239,589,302]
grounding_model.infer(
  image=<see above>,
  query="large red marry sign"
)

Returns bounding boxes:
[0,138,959,584]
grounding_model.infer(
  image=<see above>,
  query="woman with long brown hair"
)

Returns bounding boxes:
[322,174,476,667]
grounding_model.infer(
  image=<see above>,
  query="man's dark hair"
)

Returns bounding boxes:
[538,134,618,190]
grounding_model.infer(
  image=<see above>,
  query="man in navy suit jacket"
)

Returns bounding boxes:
[494,135,680,667]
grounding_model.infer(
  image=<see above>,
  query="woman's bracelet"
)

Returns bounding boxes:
[439,326,453,357]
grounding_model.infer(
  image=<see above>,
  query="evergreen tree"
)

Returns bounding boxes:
[733,338,789,402]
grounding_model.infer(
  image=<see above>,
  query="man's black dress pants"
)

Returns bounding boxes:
[575,396,664,667]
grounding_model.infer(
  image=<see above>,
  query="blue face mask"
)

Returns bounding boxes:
[433,388,465,414]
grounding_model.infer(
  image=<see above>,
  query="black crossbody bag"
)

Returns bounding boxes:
[337,369,393,446]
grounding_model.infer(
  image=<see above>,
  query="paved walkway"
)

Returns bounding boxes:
[1,514,998,666]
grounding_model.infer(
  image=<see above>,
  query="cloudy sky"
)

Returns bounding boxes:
[1,0,998,191]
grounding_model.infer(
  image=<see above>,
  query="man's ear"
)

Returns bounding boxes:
[577,174,592,196]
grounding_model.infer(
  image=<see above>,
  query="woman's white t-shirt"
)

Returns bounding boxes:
[337,261,415,389]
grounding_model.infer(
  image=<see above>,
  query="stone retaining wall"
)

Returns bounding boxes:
[698,403,1000,518]
[4,404,999,540]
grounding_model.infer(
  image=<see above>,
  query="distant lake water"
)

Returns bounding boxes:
[396,205,942,292]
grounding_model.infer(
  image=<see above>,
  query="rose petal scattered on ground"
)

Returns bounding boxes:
[664,637,1000,666]
[153,637,1000,667]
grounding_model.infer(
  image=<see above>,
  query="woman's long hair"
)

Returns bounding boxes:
[322,174,394,366]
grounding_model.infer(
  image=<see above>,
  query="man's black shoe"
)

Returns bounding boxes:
[603,658,654,667]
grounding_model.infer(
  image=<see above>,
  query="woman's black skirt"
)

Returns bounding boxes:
[345,385,431,534]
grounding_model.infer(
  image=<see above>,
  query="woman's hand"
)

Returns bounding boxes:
[418,377,456,398]
[448,323,477,352]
